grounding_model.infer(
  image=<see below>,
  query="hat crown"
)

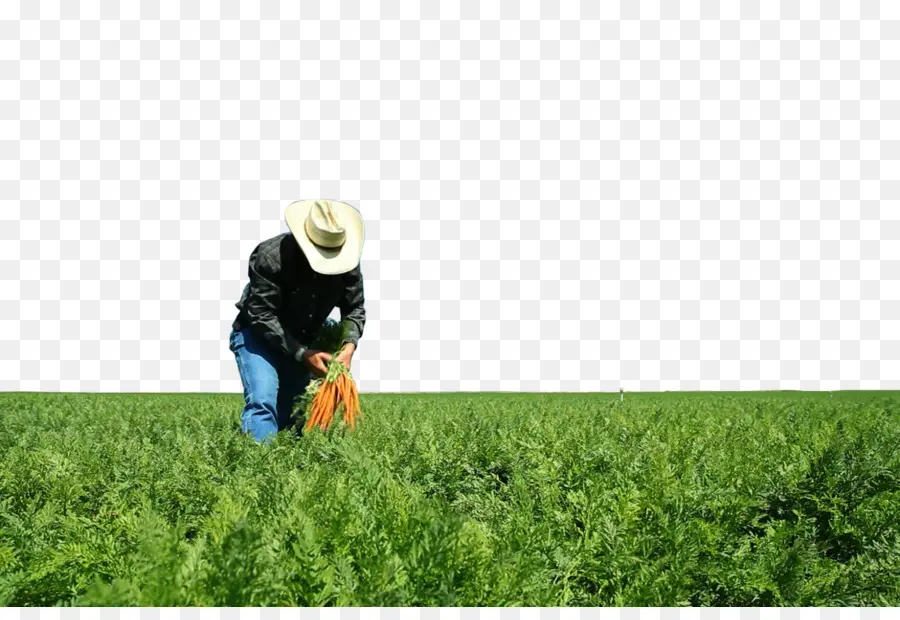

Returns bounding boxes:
[305,200,346,248]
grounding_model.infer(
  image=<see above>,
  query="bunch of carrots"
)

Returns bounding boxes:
[303,358,361,432]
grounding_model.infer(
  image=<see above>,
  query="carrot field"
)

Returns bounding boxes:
[0,391,898,606]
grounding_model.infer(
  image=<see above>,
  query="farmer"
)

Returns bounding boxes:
[229,199,366,443]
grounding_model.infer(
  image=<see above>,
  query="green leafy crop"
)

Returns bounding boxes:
[0,391,898,606]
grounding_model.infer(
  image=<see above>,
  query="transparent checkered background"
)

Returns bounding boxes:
[2,0,899,395]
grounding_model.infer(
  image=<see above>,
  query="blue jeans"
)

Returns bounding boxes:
[229,326,311,443]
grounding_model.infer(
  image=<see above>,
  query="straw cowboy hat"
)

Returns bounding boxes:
[285,199,365,275]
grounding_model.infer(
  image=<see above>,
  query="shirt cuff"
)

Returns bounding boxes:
[340,322,360,348]
[293,344,307,363]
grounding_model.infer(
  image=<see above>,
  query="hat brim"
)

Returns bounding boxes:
[285,200,364,275]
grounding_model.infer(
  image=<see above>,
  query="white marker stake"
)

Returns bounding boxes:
[620,388,624,402]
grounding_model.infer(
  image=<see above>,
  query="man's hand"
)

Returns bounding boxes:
[334,342,356,371]
[301,349,332,378]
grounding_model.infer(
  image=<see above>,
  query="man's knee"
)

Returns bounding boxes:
[244,374,279,416]
[245,397,277,419]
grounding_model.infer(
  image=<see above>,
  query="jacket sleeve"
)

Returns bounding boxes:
[242,245,308,363]
[339,264,366,348]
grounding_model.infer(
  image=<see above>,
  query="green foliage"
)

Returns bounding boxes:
[0,391,898,606]
[309,318,347,356]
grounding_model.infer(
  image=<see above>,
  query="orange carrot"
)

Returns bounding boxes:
[307,396,325,430]
[318,385,331,430]
[350,384,359,417]
[336,375,346,404]
[302,362,364,433]
[306,407,318,432]
[327,383,338,425]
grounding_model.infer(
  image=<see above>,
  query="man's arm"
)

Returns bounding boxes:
[338,264,366,348]
[241,244,308,363]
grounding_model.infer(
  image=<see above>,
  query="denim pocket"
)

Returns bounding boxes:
[228,328,243,353]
